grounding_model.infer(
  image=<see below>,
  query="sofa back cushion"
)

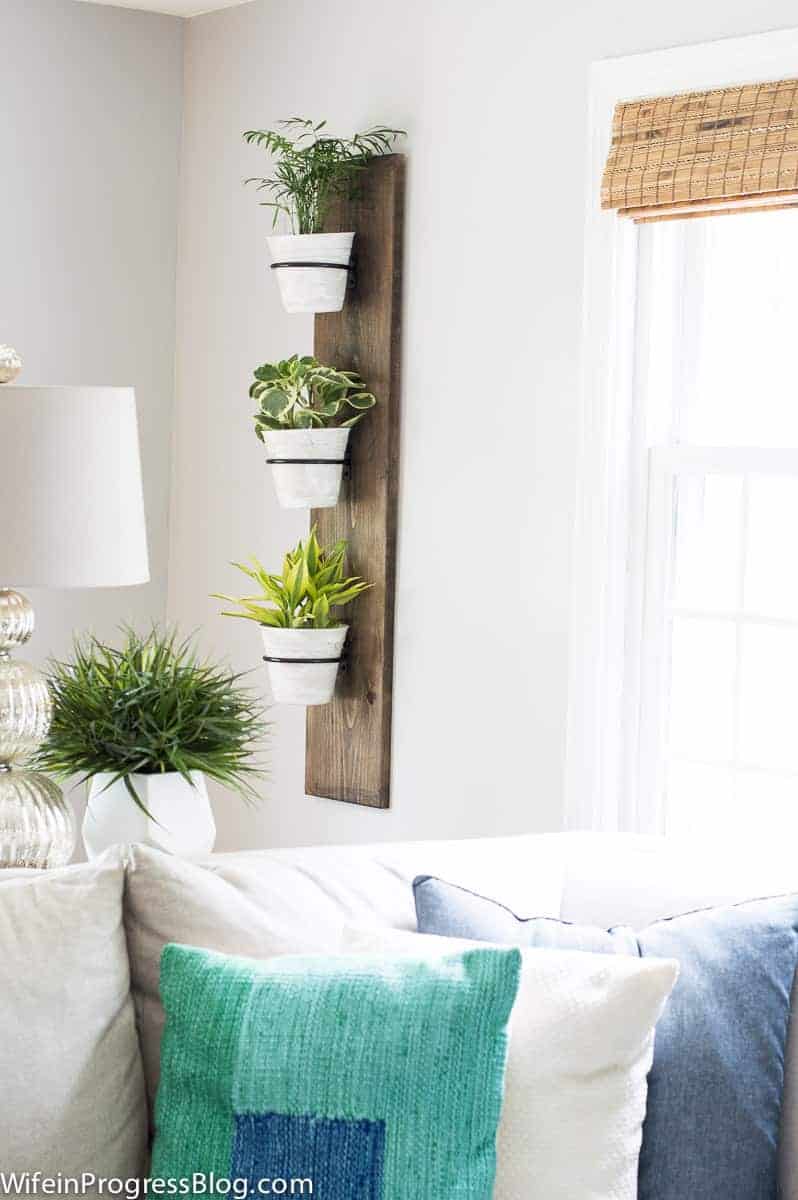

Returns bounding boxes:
[556,831,798,927]
[0,851,146,1178]
[124,837,563,1129]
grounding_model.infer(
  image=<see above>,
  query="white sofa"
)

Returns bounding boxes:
[6,830,798,1190]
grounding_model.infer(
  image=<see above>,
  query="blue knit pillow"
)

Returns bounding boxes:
[414,874,798,1200]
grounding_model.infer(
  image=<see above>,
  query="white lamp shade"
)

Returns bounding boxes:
[0,386,150,588]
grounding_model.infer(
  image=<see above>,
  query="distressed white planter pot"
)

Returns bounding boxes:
[267,232,354,313]
[260,626,347,705]
[265,428,350,509]
[83,770,216,859]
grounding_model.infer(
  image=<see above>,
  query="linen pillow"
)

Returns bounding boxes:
[0,851,147,1178]
[343,924,678,1200]
[415,874,798,1200]
[125,839,563,1126]
[151,942,521,1199]
[125,845,321,1122]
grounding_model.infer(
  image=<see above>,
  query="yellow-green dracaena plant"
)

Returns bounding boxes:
[214,527,371,629]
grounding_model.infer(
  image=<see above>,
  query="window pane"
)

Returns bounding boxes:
[744,476,798,619]
[650,211,798,448]
[666,761,735,838]
[668,761,798,842]
[673,474,743,612]
[667,617,736,760]
[738,624,798,769]
[734,771,798,840]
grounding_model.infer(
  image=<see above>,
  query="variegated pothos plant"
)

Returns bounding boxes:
[251,354,376,437]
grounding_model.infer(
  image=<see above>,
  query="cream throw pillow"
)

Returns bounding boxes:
[344,925,678,1200]
[0,851,146,1179]
[124,841,563,1127]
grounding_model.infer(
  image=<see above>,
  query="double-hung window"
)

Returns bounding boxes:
[567,33,798,839]
[633,212,798,838]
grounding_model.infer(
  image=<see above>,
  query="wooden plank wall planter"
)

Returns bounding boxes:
[305,154,405,808]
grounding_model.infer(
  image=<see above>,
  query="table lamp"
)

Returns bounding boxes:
[0,385,150,867]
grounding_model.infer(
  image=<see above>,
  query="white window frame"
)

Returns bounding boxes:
[565,25,798,833]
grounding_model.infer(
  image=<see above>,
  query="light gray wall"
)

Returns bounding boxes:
[169,0,798,850]
[0,0,183,665]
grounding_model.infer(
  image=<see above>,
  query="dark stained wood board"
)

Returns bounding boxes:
[305,154,405,808]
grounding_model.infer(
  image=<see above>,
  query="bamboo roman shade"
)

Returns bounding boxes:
[602,77,798,222]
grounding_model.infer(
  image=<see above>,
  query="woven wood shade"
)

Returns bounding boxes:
[602,77,798,222]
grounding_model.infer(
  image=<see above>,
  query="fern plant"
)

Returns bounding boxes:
[32,627,267,812]
[215,527,371,629]
[252,354,376,436]
[243,117,404,234]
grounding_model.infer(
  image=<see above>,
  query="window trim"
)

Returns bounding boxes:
[565,25,798,833]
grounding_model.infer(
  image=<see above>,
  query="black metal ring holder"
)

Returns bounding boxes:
[266,458,347,466]
[262,639,349,674]
[270,254,358,292]
[262,655,342,665]
[265,452,352,481]
[270,261,350,271]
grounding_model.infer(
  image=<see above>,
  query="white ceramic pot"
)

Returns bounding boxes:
[82,770,216,859]
[265,427,350,509]
[260,625,348,705]
[267,232,355,313]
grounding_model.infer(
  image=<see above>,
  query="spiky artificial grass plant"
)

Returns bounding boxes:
[33,627,268,813]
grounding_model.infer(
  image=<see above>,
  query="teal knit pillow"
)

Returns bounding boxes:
[151,943,521,1199]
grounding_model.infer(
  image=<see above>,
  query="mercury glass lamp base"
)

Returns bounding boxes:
[0,656,53,763]
[0,768,76,868]
[0,588,76,869]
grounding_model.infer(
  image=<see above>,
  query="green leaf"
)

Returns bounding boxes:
[284,560,302,613]
[253,364,281,383]
[346,391,377,410]
[255,415,284,434]
[260,388,292,420]
[314,593,330,628]
[305,526,320,575]
[256,609,286,628]
[122,774,161,824]
[326,581,372,606]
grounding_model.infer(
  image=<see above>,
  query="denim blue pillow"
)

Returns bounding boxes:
[414,874,798,1200]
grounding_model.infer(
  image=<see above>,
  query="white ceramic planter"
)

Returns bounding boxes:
[83,770,216,859]
[265,428,350,509]
[267,232,355,313]
[260,625,348,705]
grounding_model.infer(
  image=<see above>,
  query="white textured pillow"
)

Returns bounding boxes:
[125,846,316,1125]
[0,851,146,1177]
[125,839,563,1127]
[344,925,678,1200]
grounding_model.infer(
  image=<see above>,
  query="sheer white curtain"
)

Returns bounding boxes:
[567,204,798,837]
